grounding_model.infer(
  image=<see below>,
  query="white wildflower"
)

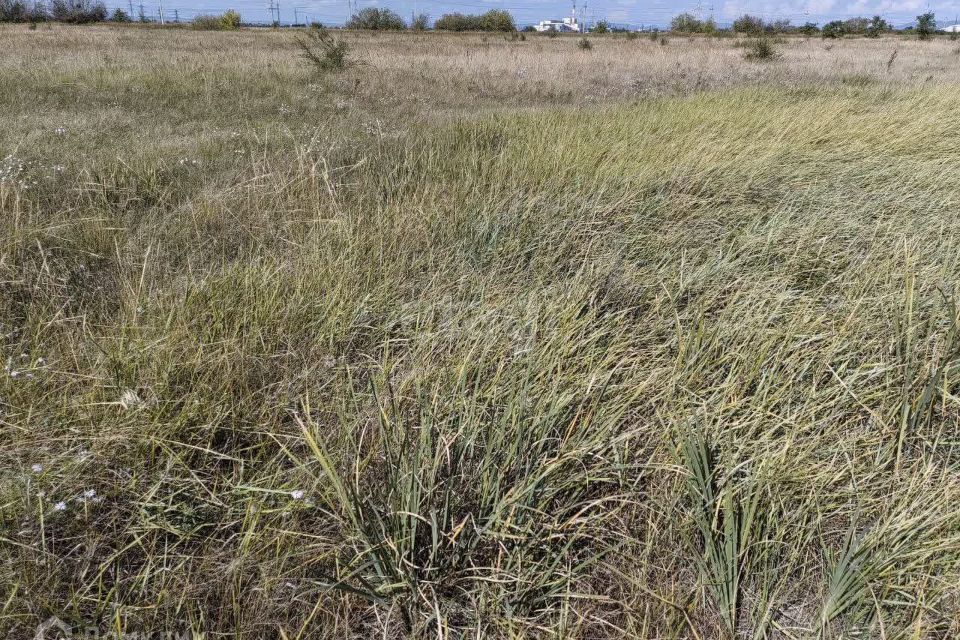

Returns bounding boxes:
[31,463,42,473]
[290,490,305,500]
[53,501,67,511]
[83,489,96,499]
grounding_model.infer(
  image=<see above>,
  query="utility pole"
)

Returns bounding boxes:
[127,0,133,17]
[158,0,164,25]
[138,1,145,22]
[173,8,178,22]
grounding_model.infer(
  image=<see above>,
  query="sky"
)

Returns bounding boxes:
[116,0,960,29]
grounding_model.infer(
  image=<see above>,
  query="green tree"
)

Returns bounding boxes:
[822,20,845,38]
[916,12,936,40]
[411,12,429,30]
[670,12,702,33]
[732,14,764,35]
[865,15,890,37]
[434,12,471,30]
[768,19,791,33]
[479,9,514,31]
[590,19,609,33]
[842,16,869,34]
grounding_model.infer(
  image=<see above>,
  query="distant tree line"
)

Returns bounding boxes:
[0,1,250,26]
[0,0,942,39]
[670,11,941,39]
[0,0,111,23]
[340,7,515,32]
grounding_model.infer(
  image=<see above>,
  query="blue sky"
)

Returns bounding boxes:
[123,0,960,28]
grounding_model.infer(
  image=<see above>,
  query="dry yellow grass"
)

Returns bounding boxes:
[3,25,960,118]
[4,23,960,639]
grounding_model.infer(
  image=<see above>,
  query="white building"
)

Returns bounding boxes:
[943,24,960,32]
[533,17,581,32]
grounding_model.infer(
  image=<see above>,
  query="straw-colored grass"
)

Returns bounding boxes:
[4,23,960,638]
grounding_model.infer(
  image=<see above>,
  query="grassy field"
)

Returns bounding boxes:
[5,24,960,638]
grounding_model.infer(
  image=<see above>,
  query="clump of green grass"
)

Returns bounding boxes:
[577,36,592,50]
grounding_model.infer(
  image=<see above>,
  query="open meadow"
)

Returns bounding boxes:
[5,24,960,638]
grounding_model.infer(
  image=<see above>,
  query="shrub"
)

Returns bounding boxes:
[296,26,348,72]
[346,7,406,30]
[743,37,778,60]
[220,9,241,29]
[50,0,106,23]
[822,20,845,38]
[435,9,515,32]
[110,7,129,22]
[191,14,221,29]
[916,12,936,40]
[192,11,240,30]
[577,36,592,50]
[411,12,429,30]
[798,21,819,36]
